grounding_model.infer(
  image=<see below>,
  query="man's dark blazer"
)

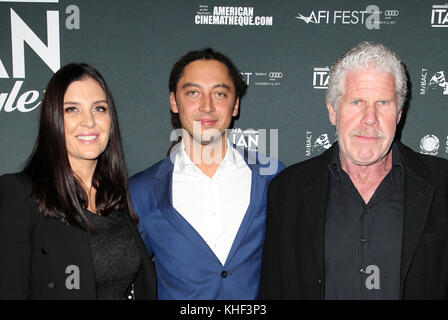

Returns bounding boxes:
[259,142,448,299]
[0,172,156,299]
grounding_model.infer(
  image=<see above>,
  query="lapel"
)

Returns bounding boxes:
[54,219,96,298]
[398,143,435,297]
[153,145,273,266]
[223,150,267,266]
[153,154,220,263]
[301,145,333,279]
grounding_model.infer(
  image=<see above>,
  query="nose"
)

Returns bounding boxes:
[81,110,95,128]
[199,94,215,113]
[362,103,379,127]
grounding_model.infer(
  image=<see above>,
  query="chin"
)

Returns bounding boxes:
[352,152,388,166]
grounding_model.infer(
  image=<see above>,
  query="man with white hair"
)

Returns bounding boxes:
[259,42,448,299]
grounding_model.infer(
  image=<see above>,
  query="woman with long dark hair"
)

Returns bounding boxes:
[0,63,156,299]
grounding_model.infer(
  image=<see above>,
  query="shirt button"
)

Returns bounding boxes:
[221,271,228,278]
[361,237,367,243]
[318,279,322,285]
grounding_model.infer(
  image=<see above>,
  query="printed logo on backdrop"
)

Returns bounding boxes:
[295,5,399,29]
[305,131,336,157]
[313,67,330,89]
[195,5,273,26]
[420,134,440,155]
[228,128,259,152]
[446,136,448,154]
[228,128,278,156]
[420,68,448,95]
[0,1,80,113]
[241,71,283,87]
[431,4,448,27]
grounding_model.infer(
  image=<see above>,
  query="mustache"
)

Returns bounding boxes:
[349,129,386,139]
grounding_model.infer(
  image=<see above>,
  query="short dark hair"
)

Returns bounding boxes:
[169,48,247,99]
[24,63,137,233]
[168,48,247,129]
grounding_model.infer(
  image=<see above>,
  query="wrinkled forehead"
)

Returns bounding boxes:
[342,65,396,92]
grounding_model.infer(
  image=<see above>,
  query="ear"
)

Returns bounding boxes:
[327,103,337,126]
[232,97,240,117]
[397,109,402,124]
[170,92,179,113]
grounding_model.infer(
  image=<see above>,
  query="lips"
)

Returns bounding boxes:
[196,119,218,127]
[76,134,99,143]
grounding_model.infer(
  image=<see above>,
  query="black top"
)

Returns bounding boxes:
[324,142,404,300]
[259,142,448,300]
[84,210,141,300]
[0,172,156,299]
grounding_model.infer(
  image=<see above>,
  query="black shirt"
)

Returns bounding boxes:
[324,142,404,300]
[85,210,141,300]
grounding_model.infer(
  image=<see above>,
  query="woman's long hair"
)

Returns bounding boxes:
[24,63,137,232]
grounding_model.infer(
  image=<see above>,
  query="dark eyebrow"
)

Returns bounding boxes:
[212,83,231,90]
[63,100,108,105]
[181,83,201,89]
[181,83,231,90]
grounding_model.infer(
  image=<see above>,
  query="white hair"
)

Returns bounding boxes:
[326,41,408,111]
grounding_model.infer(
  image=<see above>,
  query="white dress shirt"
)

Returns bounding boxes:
[172,138,252,265]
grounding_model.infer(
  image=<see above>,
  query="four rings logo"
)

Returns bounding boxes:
[241,71,283,86]
[269,72,283,79]
[384,10,399,17]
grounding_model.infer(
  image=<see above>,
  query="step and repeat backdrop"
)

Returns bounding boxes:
[1,0,447,176]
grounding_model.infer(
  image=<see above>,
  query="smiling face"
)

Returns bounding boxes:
[170,59,239,146]
[327,66,402,166]
[63,77,111,169]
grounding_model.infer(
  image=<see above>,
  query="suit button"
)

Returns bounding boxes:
[48,282,55,289]
[221,271,228,278]
[41,248,48,255]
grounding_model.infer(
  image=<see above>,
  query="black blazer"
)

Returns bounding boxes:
[259,142,448,299]
[0,172,156,299]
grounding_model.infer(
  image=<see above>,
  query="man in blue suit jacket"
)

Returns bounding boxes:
[129,48,284,299]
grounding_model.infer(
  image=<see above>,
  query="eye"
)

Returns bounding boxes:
[378,100,388,106]
[186,90,198,97]
[215,92,227,98]
[64,106,78,113]
[94,105,108,113]
[352,100,361,106]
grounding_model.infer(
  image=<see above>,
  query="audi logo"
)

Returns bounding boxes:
[269,72,283,78]
[384,10,399,17]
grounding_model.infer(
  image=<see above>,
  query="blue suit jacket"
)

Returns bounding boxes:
[129,145,284,299]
